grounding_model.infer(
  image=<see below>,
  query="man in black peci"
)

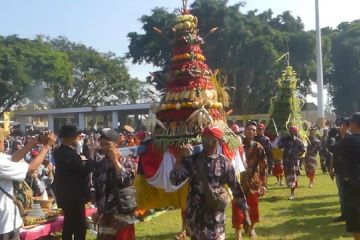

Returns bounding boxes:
[330,113,360,240]
[53,125,95,240]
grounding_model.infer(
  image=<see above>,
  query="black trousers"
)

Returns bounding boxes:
[343,181,360,233]
[62,203,86,240]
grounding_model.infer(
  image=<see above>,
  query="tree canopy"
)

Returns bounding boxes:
[0,35,142,111]
[46,37,141,108]
[0,35,71,112]
[127,0,328,114]
[1,1,360,116]
[329,20,360,116]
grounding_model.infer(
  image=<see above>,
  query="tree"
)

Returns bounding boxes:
[0,35,72,113]
[329,20,360,115]
[46,37,141,108]
[127,8,176,92]
[127,0,326,114]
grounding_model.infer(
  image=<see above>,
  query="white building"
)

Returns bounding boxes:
[12,103,150,133]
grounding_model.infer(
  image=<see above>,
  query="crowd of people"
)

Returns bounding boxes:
[1,113,360,240]
[0,126,146,240]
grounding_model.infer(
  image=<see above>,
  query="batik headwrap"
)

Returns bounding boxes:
[202,126,224,141]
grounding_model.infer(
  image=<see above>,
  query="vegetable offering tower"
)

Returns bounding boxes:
[135,1,243,210]
[153,2,229,147]
[267,66,305,139]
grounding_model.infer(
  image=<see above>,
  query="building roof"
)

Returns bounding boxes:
[302,102,318,111]
[14,103,151,116]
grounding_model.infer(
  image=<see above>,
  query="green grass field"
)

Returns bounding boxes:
[135,171,353,240]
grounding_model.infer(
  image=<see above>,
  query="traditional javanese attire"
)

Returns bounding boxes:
[305,136,321,181]
[319,135,331,173]
[271,138,284,178]
[170,152,247,240]
[232,138,267,229]
[272,160,284,177]
[278,135,305,188]
[170,126,248,240]
[255,134,273,175]
[93,154,138,240]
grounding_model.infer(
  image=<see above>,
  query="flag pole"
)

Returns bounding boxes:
[315,0,325,127]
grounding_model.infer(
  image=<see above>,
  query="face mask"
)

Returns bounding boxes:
[76,141,83,154]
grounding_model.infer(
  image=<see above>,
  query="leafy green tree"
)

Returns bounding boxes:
[329,20,360,115]
[127,8,176,92]
[46,37,141,108]
[128,8,176,68]
[0,35,72,113]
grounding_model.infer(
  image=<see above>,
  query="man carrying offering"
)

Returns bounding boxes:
[170,126,249,240]
[278,126,306,200]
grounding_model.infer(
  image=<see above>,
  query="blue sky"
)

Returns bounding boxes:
[0,0,359,103]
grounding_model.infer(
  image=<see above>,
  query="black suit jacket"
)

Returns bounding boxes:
[53,144,94,208]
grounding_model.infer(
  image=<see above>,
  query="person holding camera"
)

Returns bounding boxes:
[92,129,138,240]
[53,125,95,240]
[0,129,56,240]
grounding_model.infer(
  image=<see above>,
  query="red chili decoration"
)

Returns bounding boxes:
[157,109,195,122]
[172,45,202,55]
[166,78,215,90]
[170,61,209,72]
[209,109,224,120]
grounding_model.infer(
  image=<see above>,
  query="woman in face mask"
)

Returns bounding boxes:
[53,125,95,240]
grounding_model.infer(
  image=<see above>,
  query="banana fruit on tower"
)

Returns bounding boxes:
[153,3,234,148]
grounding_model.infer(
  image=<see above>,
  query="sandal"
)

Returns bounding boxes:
[288,194,295,200]
[174,231,187,240]
[243,221,250,234]
[235,231,243,240]
[249,229,257,239]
